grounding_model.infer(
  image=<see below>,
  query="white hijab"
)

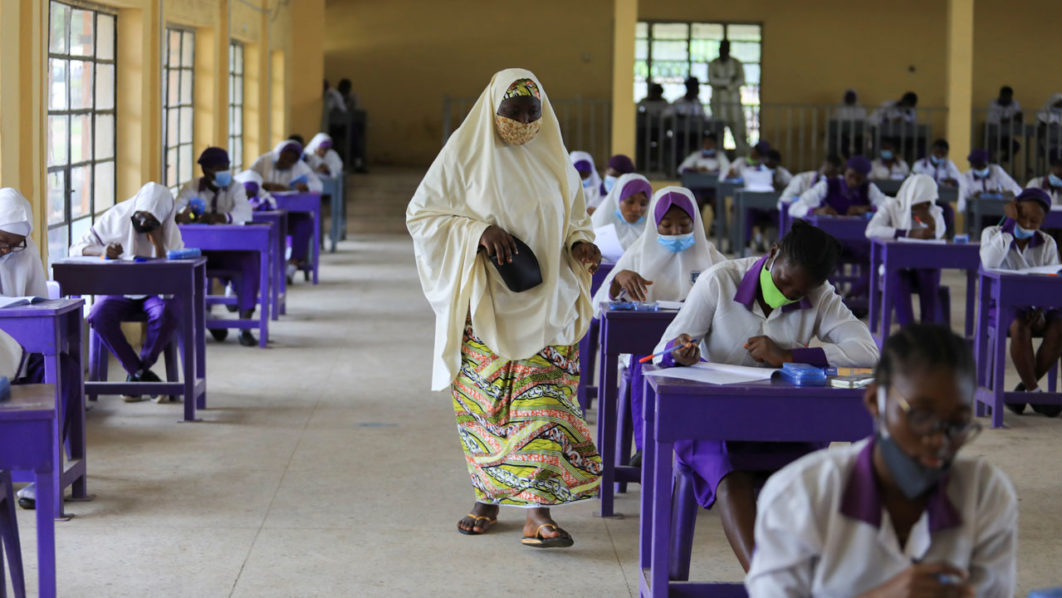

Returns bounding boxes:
[407,68,595,391]
[592,186,726,314]
[250,141,324,192]
[882,174,940,230]
[305,132,344,176]
[0,188,47,297]
[85,182,184,258]
[235,169,276,210]
[590,173,652,250]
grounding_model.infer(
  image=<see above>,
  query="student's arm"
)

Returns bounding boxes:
[966,463,1018,596]
[787,180,827,219]
[864,206,898,240]
[805,284,880,367]
[302,167,324,193]
[868,183,889,209]
[717,153,731,175]
[996,167,1023,195]
[325,150,344,176]
[978,226,1011,269]
[929,204,946,239]
[228,184,253,225]
[778,175,806,206]
[744,472,822,597]
[652,272,718,365]
[677,152,699,174]
[898,160,910,176]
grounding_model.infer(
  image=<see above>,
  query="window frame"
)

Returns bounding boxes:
[45,0,118,263]
[228,41,245,171]
[162,26,196,195]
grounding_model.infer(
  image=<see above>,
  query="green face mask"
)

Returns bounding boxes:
[759,258,799,309]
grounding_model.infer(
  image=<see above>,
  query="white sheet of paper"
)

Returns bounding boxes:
[984,265,1062,275]
[656,300,684,310]
[0,296,38,309]
[593,223,625,263]
[644,362,777,385]
[742,170,775,192]
[896,237,947,244]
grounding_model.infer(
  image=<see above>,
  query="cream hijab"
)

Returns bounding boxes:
[883,174,942,231]
[592,186,725,314]
[407,68,595,391]
[82,182,184,258]
[590,173,652,250]
[0,188,48,297]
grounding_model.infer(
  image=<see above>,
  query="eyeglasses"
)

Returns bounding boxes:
[895,391,981,445]
[0,239,28,253]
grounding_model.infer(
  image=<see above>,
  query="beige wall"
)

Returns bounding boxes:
[323,0,615,166]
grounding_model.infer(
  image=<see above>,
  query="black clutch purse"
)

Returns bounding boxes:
[487,235,542,292]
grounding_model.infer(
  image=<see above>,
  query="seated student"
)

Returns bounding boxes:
[958,148,1021,214]
[778,155,842,210]
[250,140,323,281]
[721,140,770,181]
[871,91,918,125]
[601,153,635,197]
[833,89,867,121]
[865,175,946,326]
[652,221,879,570]
[235,170,276,212]
[569,150,602,213]
[288,133,306,150]
[175,147,259,347]
[987,85,1023,125]
[742,149,794,252]
[305,132,344,178]
[593,186,726,459]
[746,324,1016,597]
[980,188,1062,415]
[788,156,888,218]
[764,149,793,190]
[1025,150,1062,207]
[870,138,910,181]
[678,132,730,176]
[1036,93,1062,125]
[71,182,184,402]
[911,139,962,189]
[589,173,652,251]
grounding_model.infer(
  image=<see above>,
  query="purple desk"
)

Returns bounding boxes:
[596,307,677,517]
[273,192,321,285]
[576,262,614,412]
[869,239,979,346]
[52,258,208,422]
[639,370,872,598]
[1048,209,1062,230]
[252,210,288,319]
[0,299,88,519]
[974,269,1062,428]
[178,224,272,347]
[0,385,59,597]
[801,213,870,243]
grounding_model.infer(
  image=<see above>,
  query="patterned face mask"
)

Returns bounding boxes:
[495,115,542,146]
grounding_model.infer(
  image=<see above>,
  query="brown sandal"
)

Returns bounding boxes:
[457,513,497,536]
[521,523,574,548]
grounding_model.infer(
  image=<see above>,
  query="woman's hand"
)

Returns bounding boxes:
[571,241,602,274]
[857,562,973,598]
[105,242,123,259]
[671,333,701,366]
[744,335,792,367]
[815,205,839,216]
[610,270,653,302]
[479,225,517,265]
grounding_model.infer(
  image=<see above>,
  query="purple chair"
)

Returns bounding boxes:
[576,263,614,412]
[87,314,179,402]
[982,310,1060,414]
[0,469,26,598]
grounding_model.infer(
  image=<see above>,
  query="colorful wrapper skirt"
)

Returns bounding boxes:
[451,322,602,507]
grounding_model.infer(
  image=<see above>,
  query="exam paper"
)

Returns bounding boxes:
[644,362,777,385]
[593,223,625,263]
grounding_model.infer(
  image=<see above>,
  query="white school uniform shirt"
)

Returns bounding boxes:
[865,175,945,241]
[663,97,706,119]
[651,256,879,368]
[745,439,1018,598]
[832,105,867,121]
[779,171,825,208]
[871,101,917,124]
[677,149,730,176]
[305,133,344,177]
[1024,177,1062,207]
[986,99,1022,125]
[175,179,253,224]
[250,141,324,193]
[911,157,962,186]
[1036,94,1062,125]
[870,158,910,180]
[958,165,1021,212]
[787,180,889,219]
[980,221,1060,270]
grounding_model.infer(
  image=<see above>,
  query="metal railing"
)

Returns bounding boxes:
[970,108,1062,183]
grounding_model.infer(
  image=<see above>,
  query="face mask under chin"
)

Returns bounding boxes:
[876,387,950,499]
[495,115,542,146]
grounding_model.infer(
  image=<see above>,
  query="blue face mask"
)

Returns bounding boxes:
[582,177,594,188]
[657,233,695,253]
[1049,174,1062,188]
[615,209,646,225]
[701,149,716,157]
[1013,223,1036,239]
[603,175,618,193]
[973,167,991,178]
[880,150,894,161]
[929,155,944,165]
[213,170,232,188]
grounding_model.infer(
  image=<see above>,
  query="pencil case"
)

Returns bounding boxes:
[167,248,202,260]
[778,362,828,386]
[0,376,10,402]
[1029,589,1062,598]
[608,301,659,312]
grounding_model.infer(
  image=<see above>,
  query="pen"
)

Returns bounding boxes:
[638,339,699,363]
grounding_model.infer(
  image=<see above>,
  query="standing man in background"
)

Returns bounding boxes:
[708,40,748,153]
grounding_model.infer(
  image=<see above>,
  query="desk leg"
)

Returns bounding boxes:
[259,247,270,347]
[649,436,674,598]
[992,303,1012,430]
[964,270,976,340]
[869,244,879,335]
[35,469,56,598]
[312,208,321,285]
[63,310,88,500]
[196,264,207,410]
[733,199,744,257]
[639,382,657,572]
[41,354,67,520]
[974,276,990,417]
[598,350,619,518]
[880,267,894,346]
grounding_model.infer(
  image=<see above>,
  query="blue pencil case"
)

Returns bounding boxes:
[0,376,10,402]
[778,362,828,386]
[167,248,202,260]
[608,301,660,312]
[1029,589,1062,598]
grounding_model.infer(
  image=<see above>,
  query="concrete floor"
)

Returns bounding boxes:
[6,167,1062,597]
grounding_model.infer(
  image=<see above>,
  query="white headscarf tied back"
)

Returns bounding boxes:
[590,172,652,250]
[0,188,47,297]
[85,182,184,259]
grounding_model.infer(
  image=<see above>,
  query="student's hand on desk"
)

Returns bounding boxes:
[174,208,195,225]
[571,241,602,274]
[814,206,839,216]
[201,212,227,225]
[294,183,310,193]
[847,205,871,217]
[858,562,973,598]
[612,270,653,302]
[671,333,700,366]
[105,242,123,259]
[479,224,517,265]
[744,336,792,367]
[908,227,935,240]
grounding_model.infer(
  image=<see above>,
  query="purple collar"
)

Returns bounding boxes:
[840,439,962,533]
[733,256,814,313]
[1001,218,1045,248]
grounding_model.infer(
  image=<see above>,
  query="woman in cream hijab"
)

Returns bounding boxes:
[407,68,602,548]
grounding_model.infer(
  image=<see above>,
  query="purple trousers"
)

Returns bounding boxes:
[674,440,824,508]
[288,213,314,262]
[203,250,260,312]
[88,296,179,375]
[893,268,941,326]
[625,357,649,451]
